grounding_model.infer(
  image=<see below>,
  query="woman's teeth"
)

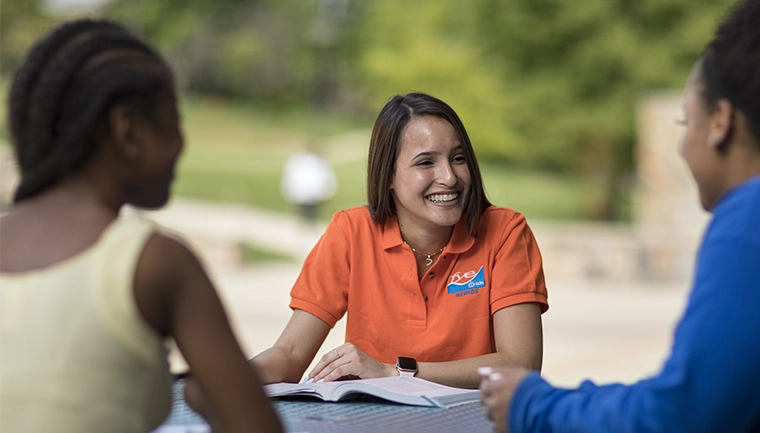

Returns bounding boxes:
[427,193,459,203]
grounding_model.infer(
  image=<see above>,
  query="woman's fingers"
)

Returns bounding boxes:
[307,343,359,381]
[307,343,392,382]
[478,366,528,433]
[306,344,347,381]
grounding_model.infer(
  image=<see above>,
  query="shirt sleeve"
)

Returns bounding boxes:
[490,213,549,314]
[289,211,351,327]
[509,239,760,432]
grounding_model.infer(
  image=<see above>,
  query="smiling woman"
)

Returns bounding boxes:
[390,116,472,256]
[246,92,549,390]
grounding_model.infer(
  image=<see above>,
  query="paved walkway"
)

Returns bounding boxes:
[139,198,692,388]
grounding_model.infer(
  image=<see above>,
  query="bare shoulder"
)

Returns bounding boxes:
[136,230,210,294]
[133,231,210,335]
[140,231,201,272]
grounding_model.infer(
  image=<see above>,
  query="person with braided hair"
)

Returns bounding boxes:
[479,0,760,431]
[0,19,282,433]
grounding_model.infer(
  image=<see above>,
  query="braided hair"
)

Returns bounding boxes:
[700,0,760,143]
[7,18,172,202]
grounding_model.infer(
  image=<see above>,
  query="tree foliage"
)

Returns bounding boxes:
[348,0,519,161]
[0,0,57,77]
[104,0,323,105]
[463,0,736,217]
[474,0,734,169]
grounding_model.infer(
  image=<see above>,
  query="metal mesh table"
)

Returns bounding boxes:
[162,380,494,433]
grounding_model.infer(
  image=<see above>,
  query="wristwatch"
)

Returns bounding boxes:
[396,356,418,377]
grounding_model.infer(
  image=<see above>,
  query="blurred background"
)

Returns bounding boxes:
[0,0,737,387]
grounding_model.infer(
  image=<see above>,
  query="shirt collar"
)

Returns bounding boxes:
[381,216,475,254]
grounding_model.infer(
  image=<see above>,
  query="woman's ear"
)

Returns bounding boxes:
[707,99,734,149]
[108,105,142,160]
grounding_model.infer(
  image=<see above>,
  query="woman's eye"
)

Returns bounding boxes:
[453,155,466,163]
[417,160,433,166]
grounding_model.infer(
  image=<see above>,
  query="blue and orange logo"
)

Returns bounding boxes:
[447,266,486,298]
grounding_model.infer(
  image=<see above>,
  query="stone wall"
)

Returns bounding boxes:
[633,92,709,280]
[532,91,709,283]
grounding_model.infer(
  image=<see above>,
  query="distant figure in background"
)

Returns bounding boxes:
[0,18,281,433]
[280,143,337,222]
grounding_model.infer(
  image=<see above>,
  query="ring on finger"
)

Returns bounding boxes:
[334,349,340,359]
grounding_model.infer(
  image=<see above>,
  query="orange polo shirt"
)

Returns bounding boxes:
[289,206,548,364]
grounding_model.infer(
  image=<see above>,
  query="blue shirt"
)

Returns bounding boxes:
[511,176,760,432]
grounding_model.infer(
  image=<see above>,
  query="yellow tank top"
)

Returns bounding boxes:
[0,217,172,433]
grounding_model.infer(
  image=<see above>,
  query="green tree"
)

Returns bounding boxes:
[0,0,57,143]
[106,0,321,104]
[0,0,56,79]
[2,0,738,219]
[348,0,520,161]
[472,0,735,217]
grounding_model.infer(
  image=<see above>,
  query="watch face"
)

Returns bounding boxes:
[397,357,417,370]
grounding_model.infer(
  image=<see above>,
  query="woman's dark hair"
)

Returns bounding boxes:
[367,92,491,237]
[7,18,173,202]
[700,0,760,142]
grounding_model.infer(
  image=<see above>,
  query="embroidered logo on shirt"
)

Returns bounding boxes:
[447,266,486,297]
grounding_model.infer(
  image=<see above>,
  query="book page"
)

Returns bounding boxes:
[358,377,477,397]
[265,377,480,408]
[265,381,343,400]
[338,377,480,407]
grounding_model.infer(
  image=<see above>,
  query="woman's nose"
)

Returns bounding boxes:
[436,162,456,186]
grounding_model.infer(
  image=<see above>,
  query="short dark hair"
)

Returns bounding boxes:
[699,0,760,142]
[7,18,173,202]
[366,92,491,237]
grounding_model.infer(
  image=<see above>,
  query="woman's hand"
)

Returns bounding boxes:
[305,343,396,383]
[478,366,529,433]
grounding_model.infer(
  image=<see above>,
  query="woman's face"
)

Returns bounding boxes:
[678,62,723,211]
[390,115,471,232]
[128,89,184,209]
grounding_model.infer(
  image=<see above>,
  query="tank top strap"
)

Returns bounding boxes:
[90,216,165,364]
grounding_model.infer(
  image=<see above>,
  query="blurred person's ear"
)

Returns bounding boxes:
[109,105,143,161]
[707,99,734,149]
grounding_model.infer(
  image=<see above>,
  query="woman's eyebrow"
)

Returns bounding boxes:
[412,150,438,159]
[412,145,463,159]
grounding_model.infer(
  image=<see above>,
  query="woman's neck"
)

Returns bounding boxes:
[397,220,453,255]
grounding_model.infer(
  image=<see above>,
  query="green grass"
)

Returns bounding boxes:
[480,163,606,221]
[239,242,295,264]
[174,94,371,219]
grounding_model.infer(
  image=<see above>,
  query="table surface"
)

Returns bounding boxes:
[162,380,494,433]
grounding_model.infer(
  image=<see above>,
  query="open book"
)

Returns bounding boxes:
[264,376,480,408]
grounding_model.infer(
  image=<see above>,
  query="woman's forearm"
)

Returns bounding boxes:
[418,352,536,389]
[250,346,307,384]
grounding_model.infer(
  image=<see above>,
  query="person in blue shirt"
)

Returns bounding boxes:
[478,0,760,431]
